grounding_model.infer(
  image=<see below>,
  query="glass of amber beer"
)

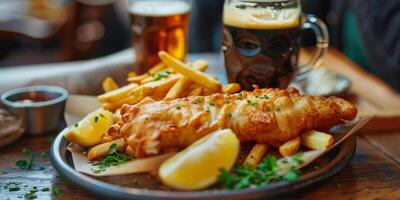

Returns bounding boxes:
[127,0,191,73]
[222,0,329,90]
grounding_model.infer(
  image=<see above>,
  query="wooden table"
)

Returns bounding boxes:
[1,48,400,199]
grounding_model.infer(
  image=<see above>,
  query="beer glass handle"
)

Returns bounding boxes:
[298,14,329,74]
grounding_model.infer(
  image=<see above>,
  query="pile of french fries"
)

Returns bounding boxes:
[98,51,241,112]
[244,130,334,166]
[89,52,241,161]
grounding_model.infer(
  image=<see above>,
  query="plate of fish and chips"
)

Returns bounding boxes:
[50,51,371,199]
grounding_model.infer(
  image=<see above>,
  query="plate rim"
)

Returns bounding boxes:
[50,129,356,200]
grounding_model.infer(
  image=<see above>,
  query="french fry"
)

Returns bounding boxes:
[127,71,137,78]
[97,83,138,103]
[158,51,221,91]
[147,62,167,74]
[102,86,149,111]
[127,74,148,83]
[143,75,181,99]
[186,86,203,97]
[191,60,209,71]
[243,144,269,167]
[164,60,209,100]
[105,75,180,111]
[102,77,119,92]
[279,136,301,157]
[99,134,114,144]
[301,130,334,150]
[222,83,241,94]
[102,97,134,111]
[202,88,216,96]
[87,138,126,161]
[140,75,157,84]
[140,68,173,84]
[127,62,166,83]
[164,78,191,100]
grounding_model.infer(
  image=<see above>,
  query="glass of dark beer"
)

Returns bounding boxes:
[127,0,191,73]
[222,0,329,90]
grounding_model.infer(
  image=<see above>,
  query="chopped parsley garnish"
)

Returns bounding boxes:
[9,186,20,192]
[6,182,21,192]
[74,123,79,128]
[218,153,303,189]
[24,186,39,199]
[276,107,281,112]
[15,160,27,168]
[62,177,70,185]
[132,179,140,186]
[90,143,132,173]
[236,92,243,100]
[40,152,48,158]
[260,94,269,99]
[94,116,99,123]
[224,100,230,104]
[100,113,105,118]
[22,148,31,154]
[47,136,55,143]
[176,105,182,110]
[205,109,210,113]
[155,71,172,81]
[31,186,38,193]
[52,187,60,196]
[24,191,37,199]
[42,187,50,192]
[228,113,232,118]
[192,98,203,104]
[266,106,271,111]
[246,100,258,108]
[16,153,34,170]
[208,101,215,107]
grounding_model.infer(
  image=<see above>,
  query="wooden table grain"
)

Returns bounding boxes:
[1,49,400,200]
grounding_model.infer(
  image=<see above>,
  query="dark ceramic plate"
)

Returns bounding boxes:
[50,128,356,200]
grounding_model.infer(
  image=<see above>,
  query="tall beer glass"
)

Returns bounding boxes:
[222,0,328,90]
[127,0,191,73]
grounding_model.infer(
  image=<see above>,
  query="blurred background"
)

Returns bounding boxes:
[0,0,399,91]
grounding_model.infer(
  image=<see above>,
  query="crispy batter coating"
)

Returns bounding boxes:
[116,87,357,158]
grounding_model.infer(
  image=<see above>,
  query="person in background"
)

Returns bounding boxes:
[189,0,224,52]
[329,0,400,92]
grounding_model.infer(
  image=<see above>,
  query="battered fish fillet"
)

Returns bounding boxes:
[116,87,357,158]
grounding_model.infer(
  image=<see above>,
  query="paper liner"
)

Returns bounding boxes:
[67,142,175,176]
[64,95,372,176]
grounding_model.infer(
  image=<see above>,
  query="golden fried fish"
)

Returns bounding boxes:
[115,87,357,158]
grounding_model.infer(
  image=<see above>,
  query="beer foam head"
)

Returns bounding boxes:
[129,0,190,17]
[223,2,300,29]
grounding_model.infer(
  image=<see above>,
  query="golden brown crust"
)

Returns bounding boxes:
[116,87,358,158]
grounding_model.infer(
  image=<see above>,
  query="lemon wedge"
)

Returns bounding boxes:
[64,109,113,147]
[159,129,240,190]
